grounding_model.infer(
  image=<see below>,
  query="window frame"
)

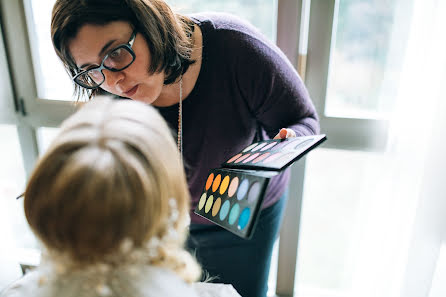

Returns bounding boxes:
[274,1,392,295]
[1,0,76,177]
[306,0,389,152]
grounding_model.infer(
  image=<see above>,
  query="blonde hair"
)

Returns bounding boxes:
[24,96,200,282]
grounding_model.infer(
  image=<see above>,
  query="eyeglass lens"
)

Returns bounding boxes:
[75,46,134,88]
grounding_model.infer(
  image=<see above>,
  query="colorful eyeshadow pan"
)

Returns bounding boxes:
[242,142,258,153]
[219,175,230,194]
[234,153,251,163]
[243,153,260,163]
[212,198,222,216]
[247,182,261,203]
[226,153,242,163]
[195,168,271,239]
[212,174,221,192]
[228,204,240,225]
[222,134,326,171]
[252,152,270,163]
[260,142,278,151]
[228,177,239,197]
[205,173,214,190]
[219,200,230,220]
[251,142,268,152]
[237,179,249,200]
[238,208,251,230]
[198,193,207,210]
[205,195,214,213]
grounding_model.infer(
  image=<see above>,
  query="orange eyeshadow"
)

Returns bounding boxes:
[212,174,222,192]
[205,173,214,191]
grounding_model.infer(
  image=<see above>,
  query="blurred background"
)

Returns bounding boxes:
[0,0,445,296]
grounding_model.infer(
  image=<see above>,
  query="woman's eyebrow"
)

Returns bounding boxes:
[79,39,117,69]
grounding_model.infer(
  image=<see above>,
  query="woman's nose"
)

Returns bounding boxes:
[102,69,125,88]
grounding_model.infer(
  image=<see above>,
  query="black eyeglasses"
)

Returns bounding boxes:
[73,30,137,89]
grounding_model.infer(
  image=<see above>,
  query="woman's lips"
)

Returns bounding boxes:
[124,85,139,97]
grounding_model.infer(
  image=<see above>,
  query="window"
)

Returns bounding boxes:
[0,126,35,249]
[167,0,277,41]
[27,0,74,101]
[1,20,38,282]
[297,0,445,296]
[297,148,390,295]
[37,127,59,155]
[325,0,409,119]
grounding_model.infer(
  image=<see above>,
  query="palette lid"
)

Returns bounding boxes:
[222,134,327,171]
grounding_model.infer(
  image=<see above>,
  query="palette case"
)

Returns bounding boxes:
[195,134,326,239]
[195,168,277,238]
[222,134,326,171]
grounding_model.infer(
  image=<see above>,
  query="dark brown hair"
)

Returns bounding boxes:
[51,0,195,100]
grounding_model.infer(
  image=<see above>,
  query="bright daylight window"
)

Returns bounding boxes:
[298,148,390,296]
[0,126,37,250]
[325,0,409,119]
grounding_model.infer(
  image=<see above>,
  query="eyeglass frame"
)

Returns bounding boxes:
[72,29,137,89]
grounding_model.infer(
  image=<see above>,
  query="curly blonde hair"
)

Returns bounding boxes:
[24,96,200,282]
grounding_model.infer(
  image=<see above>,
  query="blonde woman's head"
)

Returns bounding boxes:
[24,96,199,281]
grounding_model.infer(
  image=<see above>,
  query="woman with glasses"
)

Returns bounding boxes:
[51,1,320,296]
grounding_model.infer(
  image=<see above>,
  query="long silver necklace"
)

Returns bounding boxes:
[177,77,183,158]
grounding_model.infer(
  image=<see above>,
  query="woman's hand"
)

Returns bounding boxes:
[273,128,296,140]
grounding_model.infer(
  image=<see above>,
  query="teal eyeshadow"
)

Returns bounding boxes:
[228,203,240,225]
[238,208,251,230]
[219,200,230,221]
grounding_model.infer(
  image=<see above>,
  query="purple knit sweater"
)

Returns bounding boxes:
[157,13,319,224]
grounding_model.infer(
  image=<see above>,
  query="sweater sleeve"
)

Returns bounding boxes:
[231,28,320,139]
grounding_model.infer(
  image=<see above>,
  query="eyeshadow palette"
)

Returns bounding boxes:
[194,168,278,239]
[222,134,327,171]
[195,134,326,239]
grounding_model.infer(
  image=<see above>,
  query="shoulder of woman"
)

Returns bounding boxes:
[191,282,242,297]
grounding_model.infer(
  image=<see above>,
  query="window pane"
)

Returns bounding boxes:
[0,23,16,117]
[27,0,73,101]
[325,0,411,119]
[296,148,389,296]
[37,127,60,155]
[0,125,37,250]
[167,0,277,41]
[27,0,276,101]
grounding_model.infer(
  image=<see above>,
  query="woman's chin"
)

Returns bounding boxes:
[131,95,157,105]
